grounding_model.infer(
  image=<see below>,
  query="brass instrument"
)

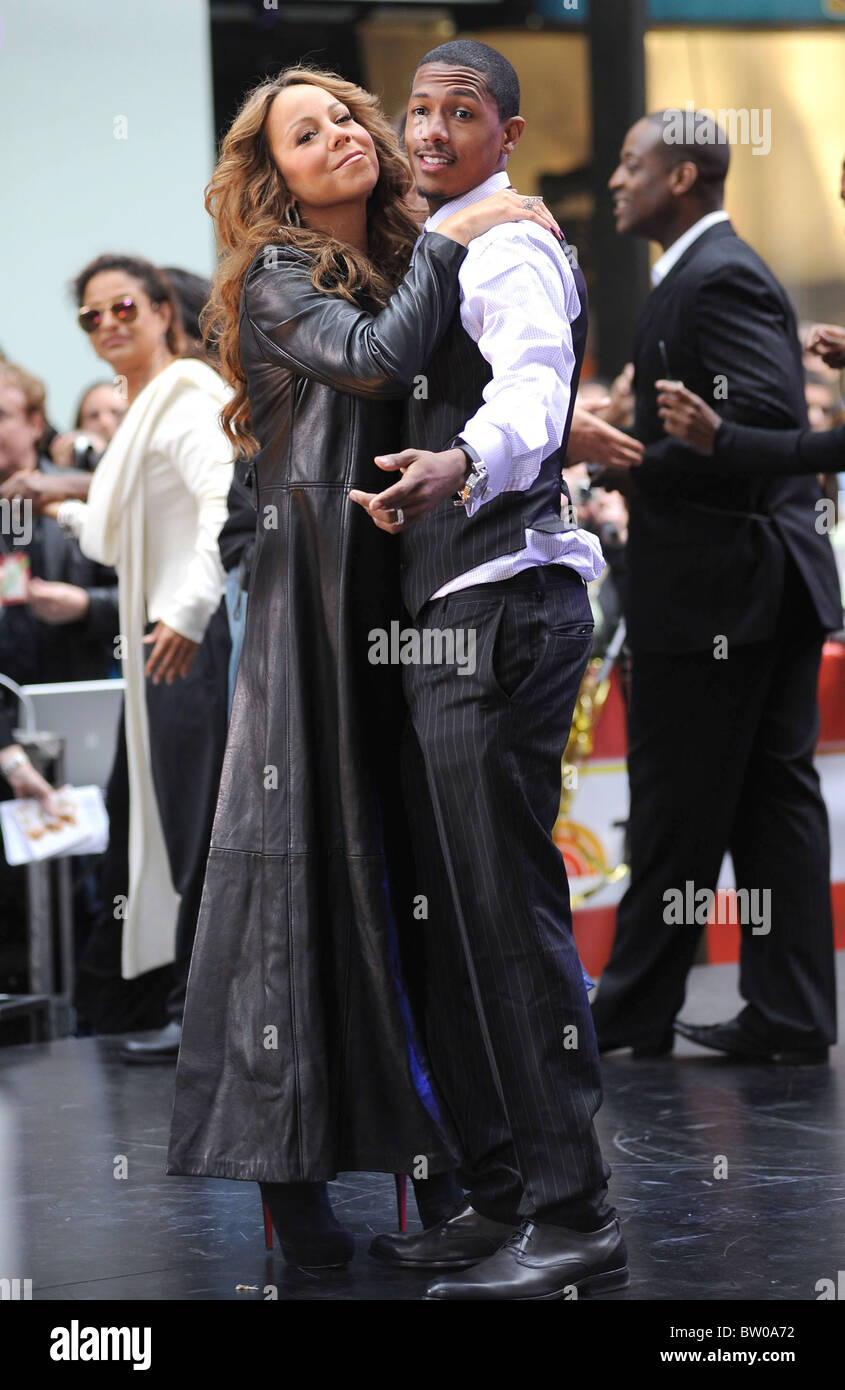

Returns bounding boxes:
[554,619,629,906]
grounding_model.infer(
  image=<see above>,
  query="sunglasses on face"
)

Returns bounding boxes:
[77,297,139,334]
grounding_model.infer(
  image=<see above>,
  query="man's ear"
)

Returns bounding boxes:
[669,160,700,197]
[502,115,525,155]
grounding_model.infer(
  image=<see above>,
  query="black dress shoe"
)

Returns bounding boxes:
[423,1217,629,1300]
[369,1200,515,1269]
[595,1027,674,1058]
[119,1021,182,1064]
[674,1018,828,1065]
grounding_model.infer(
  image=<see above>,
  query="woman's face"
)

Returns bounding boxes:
[79,271,172,375]
[265,84,379,217]
[78,383,127,441]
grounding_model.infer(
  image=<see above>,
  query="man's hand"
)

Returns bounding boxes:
[655,379,721,453]
[27,578,91,624]
[605,363,636,428]
[349,447,469,533]
[143,622,199,685]
[0,469,90,512]
[566,405,644,469]
[805,323,845,370]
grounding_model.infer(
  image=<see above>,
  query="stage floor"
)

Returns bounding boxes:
[1,959,842,1302]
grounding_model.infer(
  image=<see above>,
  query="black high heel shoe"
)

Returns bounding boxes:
[260,1181,355,1270]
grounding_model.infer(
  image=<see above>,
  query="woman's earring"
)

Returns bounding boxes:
[282,201,301,228]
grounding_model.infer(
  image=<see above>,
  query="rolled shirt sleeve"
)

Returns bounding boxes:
[456,224,579,516]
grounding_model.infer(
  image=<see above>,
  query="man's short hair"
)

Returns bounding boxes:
[0,362,47,417]
[645,110,731,190]
[416,39,520,122]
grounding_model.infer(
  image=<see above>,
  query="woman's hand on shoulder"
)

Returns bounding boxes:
[436,189,564,247]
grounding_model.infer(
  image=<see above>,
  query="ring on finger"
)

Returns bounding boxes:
[393,507,405,526]
[521,196,542,210]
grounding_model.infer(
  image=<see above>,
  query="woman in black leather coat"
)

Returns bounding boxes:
[165,67,557,1269]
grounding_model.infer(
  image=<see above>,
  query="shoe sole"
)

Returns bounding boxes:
[674,1032,828,1066]
[369,1247,496,1271]
[422,1266,631,1300]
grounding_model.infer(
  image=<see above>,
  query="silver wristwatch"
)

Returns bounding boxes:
[450,436,489,509]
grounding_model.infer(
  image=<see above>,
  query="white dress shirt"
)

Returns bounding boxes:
[413,170,605,599]
[650,210,730,287]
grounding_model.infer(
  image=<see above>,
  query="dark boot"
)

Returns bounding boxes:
[260,1181,354,1270]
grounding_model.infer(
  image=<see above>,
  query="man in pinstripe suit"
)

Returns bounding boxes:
[350,40,628,1300]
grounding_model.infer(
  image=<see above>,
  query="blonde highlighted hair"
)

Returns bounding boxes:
[203,66,421,455]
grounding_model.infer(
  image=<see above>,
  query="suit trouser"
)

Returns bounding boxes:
[591,557,837,1049]
[402,566,613,1227]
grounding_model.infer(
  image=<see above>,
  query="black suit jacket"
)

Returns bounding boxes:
[713,419,845,477]
[626,220,842,652]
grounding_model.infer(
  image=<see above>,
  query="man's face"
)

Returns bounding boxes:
[404,62,521,207]
[608,118,678,240]
[0,382,43,480]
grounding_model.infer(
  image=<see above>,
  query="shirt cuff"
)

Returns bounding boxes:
[57,499,87,539]
[157,593,219,646]
[457,420,511,515]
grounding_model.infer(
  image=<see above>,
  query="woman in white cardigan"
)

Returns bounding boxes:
[49,255,235,1048]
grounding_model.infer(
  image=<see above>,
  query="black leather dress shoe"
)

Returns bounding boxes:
[119,1021,182,1064]
[369,1200,515,1269]
[423,1217,629,1300]
[595,1027,674,1058]
[674,1018,828,1065]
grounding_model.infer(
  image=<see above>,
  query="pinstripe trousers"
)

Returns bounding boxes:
[401,566,614,1226]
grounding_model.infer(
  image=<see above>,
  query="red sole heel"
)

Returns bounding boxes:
[263,1199,275,1250]
[394,1174,407,1231]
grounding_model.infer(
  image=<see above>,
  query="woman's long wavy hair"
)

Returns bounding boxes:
[204,67,421,454]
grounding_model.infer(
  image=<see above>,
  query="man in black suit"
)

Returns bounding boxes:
[353,40,627,1301]
[590,111,842,1064]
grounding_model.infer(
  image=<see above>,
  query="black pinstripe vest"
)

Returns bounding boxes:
[399,265,586,618]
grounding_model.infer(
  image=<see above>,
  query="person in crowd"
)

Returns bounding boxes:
[0,361,118,991]
[350,40,627,1302]
[0,717,59,811]
[49,381,128,470]
[0,362,119,691]
[165,63,560,1270]
[588,110,841,1067]
[161,267,214,357]
[41,256,233,1053]
[803,159,845,371]
[805,375,841,435]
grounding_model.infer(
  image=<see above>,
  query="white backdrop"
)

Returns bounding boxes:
[0,0,217,428]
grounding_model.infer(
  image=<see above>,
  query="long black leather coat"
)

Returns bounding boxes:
[167,232,467,1182]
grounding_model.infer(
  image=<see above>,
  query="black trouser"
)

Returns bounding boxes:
[591,557,837,1049]
[145,603,230,1021]
[402,566,613,1229]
